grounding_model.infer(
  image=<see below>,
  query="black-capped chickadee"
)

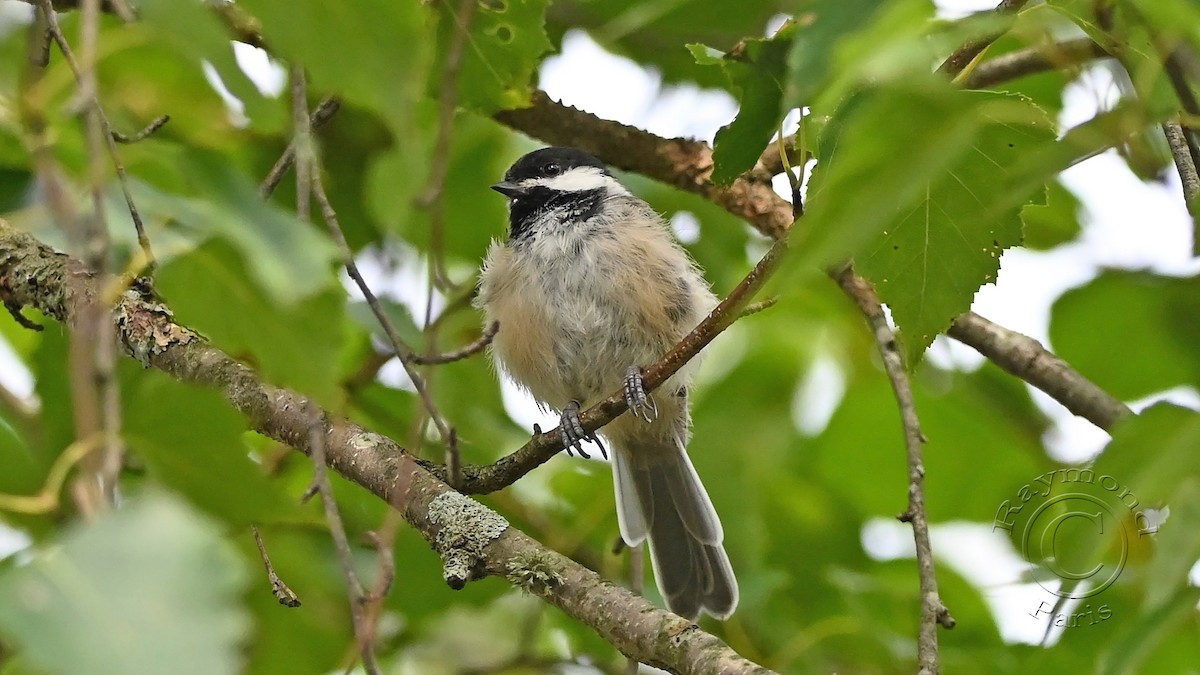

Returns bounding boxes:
[476,147,738,619]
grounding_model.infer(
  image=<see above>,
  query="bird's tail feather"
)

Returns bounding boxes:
[612,443,738,619]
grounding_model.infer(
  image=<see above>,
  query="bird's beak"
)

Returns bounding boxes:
[490,181,528,198]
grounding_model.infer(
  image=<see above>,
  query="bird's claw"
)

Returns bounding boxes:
[624,366,658,422]
[560,401,607,460]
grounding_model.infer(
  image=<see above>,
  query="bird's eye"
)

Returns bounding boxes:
[543,163,562,176]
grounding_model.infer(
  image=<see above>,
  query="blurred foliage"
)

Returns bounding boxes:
[0,0,1198,674]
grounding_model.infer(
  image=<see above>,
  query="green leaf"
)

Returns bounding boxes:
[366,112,509,257]
[1096,585,1200,675]
[685,43,723,66]
[1143,478,1200,610]
[785,0,887,104]
[436,0,553,112]
[544,0,792,89]
[1021,179,1082,250]
[134,0,284,133]
[689,29,793,185]
[179,154,340,303]
[236,0,433,135]
[0,492,249,675]
[346,299,423,349]
[799,0,940,112]
[1095,403,1200,506]
[123,157,339,305]
[155,238,346,403]
[813,362,1051,521]
[803,84,1056,364]
[1050,272,1200,400]
[122,370,299,527]
[0,414,37,495]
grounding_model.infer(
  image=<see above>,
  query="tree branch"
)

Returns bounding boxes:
[961,38,1110,89]
[0,218,773,675]
[494,91,794,240]
[936,0,1031,78]
[836,268,954,675]
[947,312,1132,429]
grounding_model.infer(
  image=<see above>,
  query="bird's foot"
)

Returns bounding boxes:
[624,366,658,422]
[560,400,607,460]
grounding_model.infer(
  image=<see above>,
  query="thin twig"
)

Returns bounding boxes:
[445,427,461,490]
[291,67,312,224]
[442,236,788,494]
[251,525,302,607]
[416,0,478,289]
[59,0,123,516]
[1162,50,1200,166]
[836,268,953,675]
[310,164,454,441]
[99,117,155,270]
[288,74,379,671]
[305,408,379,675]
[961,37,1110,89]
[1100,5,1200,252]
[1164,119,1200,255]
[1160,49,1200,256]
[356,514,402,673]
[36,0,155,270]
[362,529,396,602]
[409,321,498,365]
[0,435,100,513]
[1164,120,1200,208]
[947,312,1132,429]
[3,298,43,330]
[110,114,169,143]
[737,297,777,319]
[260,97,341,198]
[407,0,480,474]
[936,0,1031,78]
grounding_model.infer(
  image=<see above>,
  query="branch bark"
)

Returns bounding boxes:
[947,312,1132,430]
[961,38,1110,89]
[0,218,772,675]
[936,0,1031,77]
[495,91,793,240]
[836,269,954,675]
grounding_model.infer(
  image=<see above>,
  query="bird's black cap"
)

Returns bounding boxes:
[501,147,610,183]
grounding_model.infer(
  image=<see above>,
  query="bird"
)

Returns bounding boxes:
[475,146,738,620]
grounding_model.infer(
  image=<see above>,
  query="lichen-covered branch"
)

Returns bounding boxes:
[0,219,772,675]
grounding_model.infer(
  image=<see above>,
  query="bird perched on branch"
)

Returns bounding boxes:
[476,147,737,619]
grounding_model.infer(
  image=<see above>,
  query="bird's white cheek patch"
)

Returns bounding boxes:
[535,168,628,194]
